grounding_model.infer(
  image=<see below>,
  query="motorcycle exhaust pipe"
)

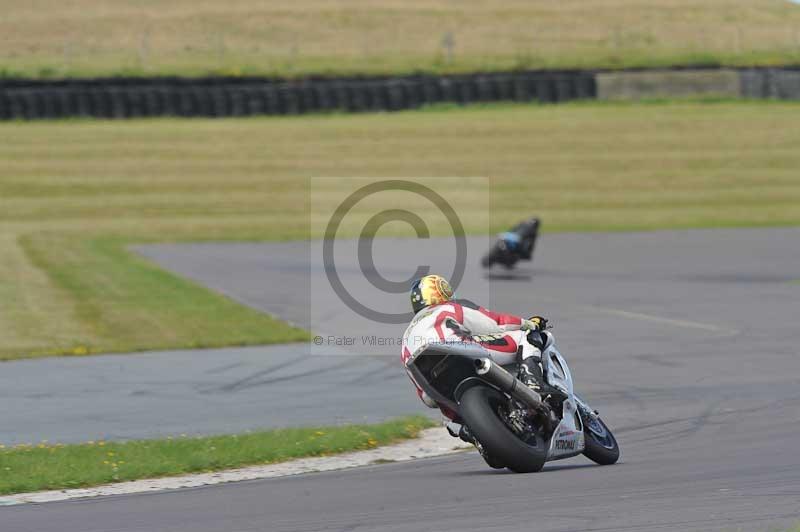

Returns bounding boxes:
[474,358,543,410]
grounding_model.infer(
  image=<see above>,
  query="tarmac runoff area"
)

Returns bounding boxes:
[2,228,800,532]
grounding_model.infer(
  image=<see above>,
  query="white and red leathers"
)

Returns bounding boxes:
[401,299,539,420]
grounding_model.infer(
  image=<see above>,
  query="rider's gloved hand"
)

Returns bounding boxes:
[530,316,549,330]
[521,316,549,331]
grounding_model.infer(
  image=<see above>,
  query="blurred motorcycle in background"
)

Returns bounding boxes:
[482,217,541,269]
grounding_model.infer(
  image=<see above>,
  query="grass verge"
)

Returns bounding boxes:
[10,234,309,360]
[0,0,800,77]
[3,1,800,78]
[0,415,435,495]
[1,101,799,360]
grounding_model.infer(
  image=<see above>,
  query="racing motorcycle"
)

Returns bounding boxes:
[481,217,541,270]
[405,331,619,472]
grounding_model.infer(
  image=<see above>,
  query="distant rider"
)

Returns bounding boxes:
[401,274,556,424]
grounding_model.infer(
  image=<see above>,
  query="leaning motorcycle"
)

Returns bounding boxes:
[405,331,619,472]
[481,217,541,270]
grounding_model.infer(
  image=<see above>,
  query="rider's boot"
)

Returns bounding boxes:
[519,358,561,435]
[520,331,568,400]
[518,333,546,392]
[520,355,568,400]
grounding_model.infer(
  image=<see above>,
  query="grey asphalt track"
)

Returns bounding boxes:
[4,228,800,531]
[0,345,421,445]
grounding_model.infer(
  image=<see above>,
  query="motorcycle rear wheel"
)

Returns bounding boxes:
[458,385,547,473]
[480,450,506,469]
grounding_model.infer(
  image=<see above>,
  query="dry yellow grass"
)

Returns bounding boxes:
[1,0,800,78]
[1,101,799,359]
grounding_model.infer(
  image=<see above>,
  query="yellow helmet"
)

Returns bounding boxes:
[410,274,453,313]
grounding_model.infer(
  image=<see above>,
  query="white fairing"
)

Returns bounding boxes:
[541,333,585,459]
[542,333,574,396]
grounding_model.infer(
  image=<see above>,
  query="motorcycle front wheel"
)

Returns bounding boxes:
[458,385,547,473]
[582,415,620,465]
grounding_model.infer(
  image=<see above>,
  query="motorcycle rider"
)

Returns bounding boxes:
[401,274,559,426]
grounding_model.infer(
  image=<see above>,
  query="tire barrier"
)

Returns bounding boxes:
[0,71,596,120]
[2,67,799,121]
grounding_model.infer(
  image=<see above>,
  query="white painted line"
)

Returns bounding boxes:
[574,303,740,335]
[0,427,471,506]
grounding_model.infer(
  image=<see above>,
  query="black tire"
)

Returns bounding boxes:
[480,452,506,469]
[458,385,547,473]
[582,415,620,465]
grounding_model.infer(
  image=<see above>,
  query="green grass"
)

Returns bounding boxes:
[3,0,800,79]
[0,416,435,495]
[1,101,800,360]
[16,235,310,359]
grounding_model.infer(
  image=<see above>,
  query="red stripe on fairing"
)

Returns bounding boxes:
[477,306,522,326]
[401,346,412,364]
[439,404,459,421]
[433,304,464,341]
[479,334,518,353]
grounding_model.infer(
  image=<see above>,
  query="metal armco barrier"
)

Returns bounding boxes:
[0,71,596,120]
